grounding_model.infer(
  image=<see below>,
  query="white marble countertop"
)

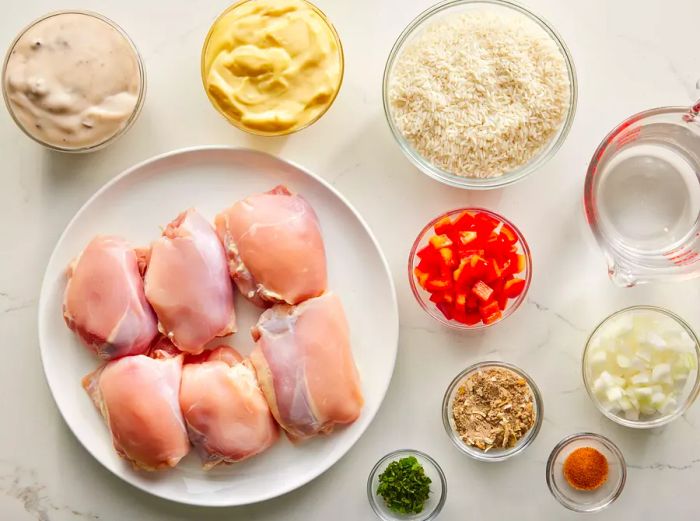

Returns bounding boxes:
[2,0,700,519]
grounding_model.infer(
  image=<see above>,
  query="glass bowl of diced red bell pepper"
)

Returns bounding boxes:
[409,208,531,329]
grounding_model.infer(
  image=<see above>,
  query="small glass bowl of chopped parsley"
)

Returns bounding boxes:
[367,449,446,520]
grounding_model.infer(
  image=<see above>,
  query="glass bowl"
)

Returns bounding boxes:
[2,10,146,153]
[582,305,700,429]
[408,208,532,330]
[367,449,447,521]
[201,0,344,137]
[442,361,543,461]
[546,432,626,513]
[382,0,577,189]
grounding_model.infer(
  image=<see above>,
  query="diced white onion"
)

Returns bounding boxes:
[586,309,697,420]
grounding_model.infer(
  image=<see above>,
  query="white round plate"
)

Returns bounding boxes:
[38,146,398,506]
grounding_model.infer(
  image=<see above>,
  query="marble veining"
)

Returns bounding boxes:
[0,462,99,521]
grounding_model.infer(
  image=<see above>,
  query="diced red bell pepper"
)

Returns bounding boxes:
[503,277,526,298]
[454,255,488,290]
[434,215,454,236]
[417,244,434,259]
[461,313,482,326]
[429,234,453,249]
[438,247,454,267]
[453,211,475,231]
[416,245,441,268]
[454,307,480,325]
[482,309,503,325]
[456,246,485,261]
[474,212,500,237]
[436,302,454,320]
[489,278,507,311]
[504,252,526,275]
[469,255,489,279]
[455,292,467,308]
[429,291,453,304]
[452,306,467,324]
[479,300,500,320]
[425,277,452,292]
[459,230,478,245]
[453,257,469,282]
[414,267,429,288]
[421,211,527,327]
[484,258,503,282]
[497,258,511,274]
[478,300,502,324]
[417,258,438,275]
[472,280,494,302]
[499,223,518,245]
[496,289,508,310]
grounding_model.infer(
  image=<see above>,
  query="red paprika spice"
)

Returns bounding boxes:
[563,447,609,491]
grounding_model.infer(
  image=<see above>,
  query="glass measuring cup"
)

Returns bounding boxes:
[585,102,700,286]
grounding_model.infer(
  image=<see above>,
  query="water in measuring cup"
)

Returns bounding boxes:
[597,126,700,253]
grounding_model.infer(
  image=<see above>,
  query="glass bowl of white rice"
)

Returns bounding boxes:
[383,0,577,189]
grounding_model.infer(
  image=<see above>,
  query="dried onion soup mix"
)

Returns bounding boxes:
[388,8,570,178]
[452,367,535,451]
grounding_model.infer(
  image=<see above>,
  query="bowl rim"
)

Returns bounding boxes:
[366,449,447,521]
[441,360,544,461]
[1,9,147,153]
[582,305,700,429]
[381,0,578,190]
[408,207,532,330]
[200,0,344,137]
[545,432,627,513]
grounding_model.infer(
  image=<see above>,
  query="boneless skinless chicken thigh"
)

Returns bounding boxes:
[82,350,190,471]
[250,292,364,441]
[63,236,158,360]
[215,185,327,306]
[144,209,236,354]
[180,346,279,468]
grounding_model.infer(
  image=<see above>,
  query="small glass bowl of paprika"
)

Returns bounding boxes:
[546,432,627,513]
[408,208,532,329]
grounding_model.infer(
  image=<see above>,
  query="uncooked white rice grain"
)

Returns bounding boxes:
[389,9,571,178]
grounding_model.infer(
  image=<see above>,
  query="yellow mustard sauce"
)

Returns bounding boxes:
[202,0,343,135]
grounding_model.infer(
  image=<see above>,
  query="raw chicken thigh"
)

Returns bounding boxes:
[82,350,190,471]
[215,185,327,306]
[144,209,236,354]
[63,235,157,360]
[180,346,279,469]
[250,292,363,440]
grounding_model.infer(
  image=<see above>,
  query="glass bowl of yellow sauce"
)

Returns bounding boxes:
[201,0,344,136]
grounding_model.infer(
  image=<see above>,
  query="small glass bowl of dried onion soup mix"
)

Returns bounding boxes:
[442,361,543,462]
[408,208,531,329]
[367,449,447,521]
[546,433,626,513]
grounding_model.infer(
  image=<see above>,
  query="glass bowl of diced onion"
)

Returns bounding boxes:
[582,306,700,429]
[382,0,578,189]
[408,208,531,330]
